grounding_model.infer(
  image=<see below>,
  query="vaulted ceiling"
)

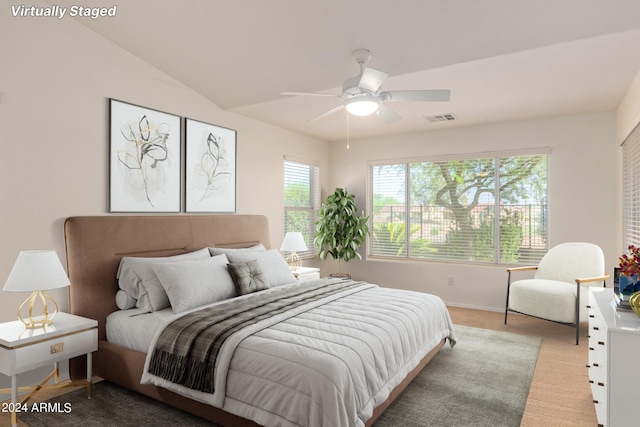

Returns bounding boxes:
[55,0,640,141]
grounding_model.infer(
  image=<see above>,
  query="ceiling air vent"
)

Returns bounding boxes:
[424,113,457,123]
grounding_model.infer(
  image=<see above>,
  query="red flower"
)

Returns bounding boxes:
[619,245,640,277]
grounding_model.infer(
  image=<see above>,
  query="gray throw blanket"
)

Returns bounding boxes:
[148,279,363,393]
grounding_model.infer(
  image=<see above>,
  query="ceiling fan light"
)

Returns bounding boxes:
[344,97,379,116]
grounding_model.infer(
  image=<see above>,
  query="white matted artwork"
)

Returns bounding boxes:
[109,99,181,212]
[185,118,236,212]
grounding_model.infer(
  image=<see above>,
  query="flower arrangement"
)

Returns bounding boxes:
[619,245,640,277]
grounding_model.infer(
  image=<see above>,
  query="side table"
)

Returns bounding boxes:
[0,312,98,426]
[293,267,321,282]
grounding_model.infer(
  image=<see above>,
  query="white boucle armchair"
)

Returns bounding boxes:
[504,242,609,345]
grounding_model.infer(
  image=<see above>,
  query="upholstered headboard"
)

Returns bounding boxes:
[63,215,271,341]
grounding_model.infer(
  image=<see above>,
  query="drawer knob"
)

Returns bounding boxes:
[598,382,604,387]
[593,326,599,330]
[598,341,605,346]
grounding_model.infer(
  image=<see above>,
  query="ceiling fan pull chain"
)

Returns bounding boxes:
[346,113,350,149]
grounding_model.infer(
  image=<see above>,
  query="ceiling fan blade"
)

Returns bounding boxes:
[358,67,388,93]
[308,105,345,122]
[281,91,341,97]
[377,104,401,123]
[380,89,450,102]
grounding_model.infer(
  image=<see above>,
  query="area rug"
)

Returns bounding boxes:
[20,325,540,427]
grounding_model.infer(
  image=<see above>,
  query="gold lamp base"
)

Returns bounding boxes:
[17,291,59,328]
[285,251,302,272]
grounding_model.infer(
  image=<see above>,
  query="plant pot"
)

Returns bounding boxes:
[619,274,639,296]
[329,273,351,280]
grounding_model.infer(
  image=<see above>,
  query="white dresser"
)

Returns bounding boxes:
[588,287,640,427]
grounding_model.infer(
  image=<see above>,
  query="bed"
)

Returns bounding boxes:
[64,215,455,427]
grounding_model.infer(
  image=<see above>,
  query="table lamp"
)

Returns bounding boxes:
[280,232,308,272]
[3,250,70,328]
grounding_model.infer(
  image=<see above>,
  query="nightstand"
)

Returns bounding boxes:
[293,267,321,282]
[0,312,98,426]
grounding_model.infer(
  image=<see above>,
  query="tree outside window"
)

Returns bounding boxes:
[370,151,548,264]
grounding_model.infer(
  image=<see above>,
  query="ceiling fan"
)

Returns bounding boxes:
[281,49,450,123]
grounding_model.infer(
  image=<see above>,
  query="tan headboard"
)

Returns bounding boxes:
[64,215,271,341]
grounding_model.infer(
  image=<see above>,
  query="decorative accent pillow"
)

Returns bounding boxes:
[116,248,211,312]
[227,260,269,295]
[226,249,296,287]
[115,289,137,310]
[208,244,266,257]
[152,254,236,314]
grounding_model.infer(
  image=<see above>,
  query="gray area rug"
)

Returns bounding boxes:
[21,325,540,427]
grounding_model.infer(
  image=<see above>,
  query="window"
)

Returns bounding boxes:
[369,149,549,264]
[284,157,320,257]
[623,123,640,248]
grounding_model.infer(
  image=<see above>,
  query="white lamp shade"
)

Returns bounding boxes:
[3,250,70,292]
[345,96,379,116]
[280,232,308,252]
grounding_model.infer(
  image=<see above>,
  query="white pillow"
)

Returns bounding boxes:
[208,243,266,257]
[152,254,236,314]
[226,249,296,287]
[117,248,211,312]
[115,289,137,310]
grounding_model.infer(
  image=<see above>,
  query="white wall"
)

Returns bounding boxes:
[0,6,330,324]
[617,69,640,143]
[327,113,618,311]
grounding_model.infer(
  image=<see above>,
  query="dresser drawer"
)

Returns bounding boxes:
[0,328,97,375]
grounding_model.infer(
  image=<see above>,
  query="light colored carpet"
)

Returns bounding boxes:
[373,325,540,426]
[20,325,540,427]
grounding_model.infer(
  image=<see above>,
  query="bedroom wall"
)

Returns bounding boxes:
[326,112,618,312]
[0,6,330,324]
[617,68,640,143]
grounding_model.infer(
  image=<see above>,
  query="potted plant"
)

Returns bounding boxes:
[618,244,640,295]
[314,188,370,278]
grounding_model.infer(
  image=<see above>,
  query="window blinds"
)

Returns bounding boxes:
[284,159,320,257]
[622,123,640,249]
[369,152,548,265]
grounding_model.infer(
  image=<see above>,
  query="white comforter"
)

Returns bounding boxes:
[141,281,456,427]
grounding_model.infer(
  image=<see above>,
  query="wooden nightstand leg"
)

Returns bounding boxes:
[54,361,60,384]
[86,352,93,398]
[10,374,17,427]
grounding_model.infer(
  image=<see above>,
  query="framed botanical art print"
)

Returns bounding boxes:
[109,99,181,212]
[185,118,237,212]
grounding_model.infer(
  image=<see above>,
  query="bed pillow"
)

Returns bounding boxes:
[152,254,236,314]
[117,248,211,312]
[208,243,266,257]
[115,289,137,310]
[227,260,269,295]
[225,249,296,287]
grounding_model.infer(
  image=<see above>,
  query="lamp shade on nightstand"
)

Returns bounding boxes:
[280,232,308,271]
[3,250,70,328]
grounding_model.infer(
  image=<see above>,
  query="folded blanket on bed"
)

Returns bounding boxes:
[148,278,364,393]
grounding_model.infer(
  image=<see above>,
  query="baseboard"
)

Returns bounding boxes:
[445,302,506,313]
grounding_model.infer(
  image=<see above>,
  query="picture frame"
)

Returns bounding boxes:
[109,99,181,212]
[185,118,237,213]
